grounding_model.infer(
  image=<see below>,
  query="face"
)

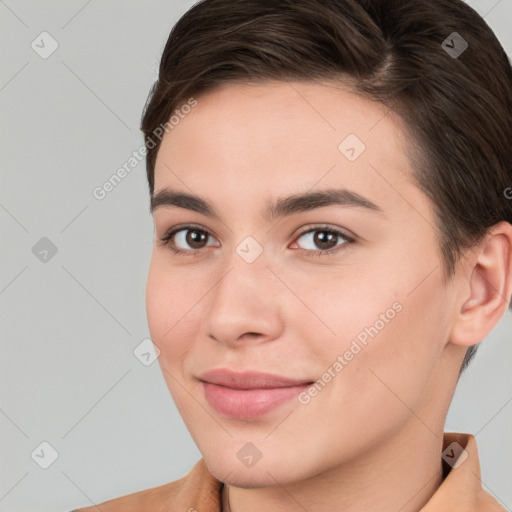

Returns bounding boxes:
[146,81,462,487]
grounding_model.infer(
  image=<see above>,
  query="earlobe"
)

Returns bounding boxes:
[450,221,512,348]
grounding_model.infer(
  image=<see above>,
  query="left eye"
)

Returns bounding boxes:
[293,227,354,254]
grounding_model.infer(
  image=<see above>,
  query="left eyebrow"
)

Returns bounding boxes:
[263,187,385,222]
[150,187,385,221]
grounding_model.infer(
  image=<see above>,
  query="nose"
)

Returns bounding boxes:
[203,250,285,349]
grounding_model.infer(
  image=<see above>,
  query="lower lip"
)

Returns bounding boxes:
[201,381,311,420]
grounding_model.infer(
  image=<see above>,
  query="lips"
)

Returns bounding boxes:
[198,369,314,420]
[198,368,315,388]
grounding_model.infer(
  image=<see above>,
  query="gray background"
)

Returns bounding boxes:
[0,1,511,510]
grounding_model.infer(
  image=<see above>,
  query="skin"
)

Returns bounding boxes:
[146,81,512,512]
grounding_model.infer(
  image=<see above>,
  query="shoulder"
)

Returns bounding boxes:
[70,458,222,512]
[430,432,507,512]
[70,475,186,512]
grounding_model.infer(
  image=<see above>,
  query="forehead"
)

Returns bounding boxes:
[153,80,422,222]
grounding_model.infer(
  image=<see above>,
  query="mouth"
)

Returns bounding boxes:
[198,368,314,420]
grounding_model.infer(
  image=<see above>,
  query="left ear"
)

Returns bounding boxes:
[449,221,512,348]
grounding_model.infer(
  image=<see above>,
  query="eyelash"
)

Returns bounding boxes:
[158,223,356,257]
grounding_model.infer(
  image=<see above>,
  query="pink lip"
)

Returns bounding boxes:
[198,369,313,420]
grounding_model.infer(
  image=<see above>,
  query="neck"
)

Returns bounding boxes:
[224,420,445,512]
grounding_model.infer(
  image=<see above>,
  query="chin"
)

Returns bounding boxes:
[202,448,318,489]
[212,463,297,489]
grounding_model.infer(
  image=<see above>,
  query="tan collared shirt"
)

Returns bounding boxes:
[72,432,505,511]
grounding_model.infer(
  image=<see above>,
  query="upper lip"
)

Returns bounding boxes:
[198,368,313,390]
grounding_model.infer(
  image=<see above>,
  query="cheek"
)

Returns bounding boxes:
[326,275,450,424]
[146,260,171,340]
[302,268,400,351]
[311,252,448,395]
[145,258,201,368]
[146,263,202,412]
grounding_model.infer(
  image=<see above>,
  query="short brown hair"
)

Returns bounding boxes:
[141,0,512,372]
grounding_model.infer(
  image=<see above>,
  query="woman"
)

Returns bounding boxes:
[74,0,512,510]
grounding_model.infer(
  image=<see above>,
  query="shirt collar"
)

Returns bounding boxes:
[170,432,504,511]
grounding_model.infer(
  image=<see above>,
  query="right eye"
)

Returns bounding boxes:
[159,224,219,255]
